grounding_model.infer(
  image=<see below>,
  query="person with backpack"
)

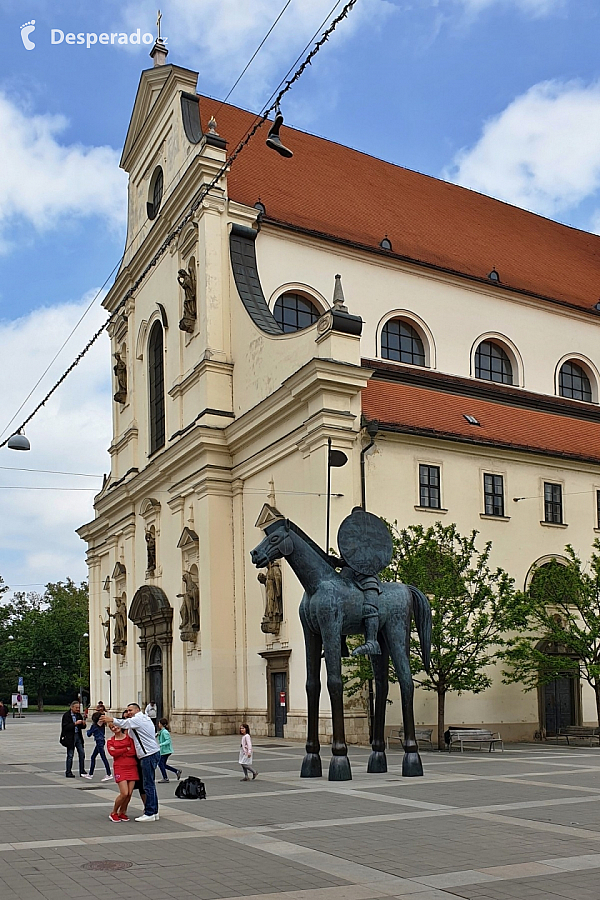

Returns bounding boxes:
[239,723,258,781]
[157,718,182,783]
[60,700,87,778]
[82,712,112,781]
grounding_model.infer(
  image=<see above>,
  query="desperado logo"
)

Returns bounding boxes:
[51,29,156,49]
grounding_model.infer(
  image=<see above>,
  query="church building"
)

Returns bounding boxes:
[78,43,600,742]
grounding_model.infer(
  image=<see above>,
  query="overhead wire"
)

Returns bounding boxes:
[0,0,360,451]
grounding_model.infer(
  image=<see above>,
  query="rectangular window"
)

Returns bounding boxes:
[484,474,504,517]
[419,465,441,509]
[544,482,563,524]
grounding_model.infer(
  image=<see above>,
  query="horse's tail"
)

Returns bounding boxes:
[409,586,431,673]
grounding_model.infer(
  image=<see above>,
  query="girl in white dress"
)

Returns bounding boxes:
[239,723,258,781]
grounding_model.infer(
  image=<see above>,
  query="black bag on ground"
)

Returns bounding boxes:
[175,776,206,799]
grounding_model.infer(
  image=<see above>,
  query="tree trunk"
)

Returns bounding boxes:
[594,680,600,731]
[437,689,446,750]
[37,690,44,712]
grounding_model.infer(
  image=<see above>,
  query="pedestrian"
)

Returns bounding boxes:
[100,703,160,821]
[0,700,8,730]
[106,721,138,822]
[157,718,182,783]
[145,700,158,731]
[95,701,107,716]
[239,723,258,781]
[60,700,87,779]
[82,712,112,781]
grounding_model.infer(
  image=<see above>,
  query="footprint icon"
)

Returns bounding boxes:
[20,20,36,50]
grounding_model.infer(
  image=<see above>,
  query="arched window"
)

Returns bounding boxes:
[381,319,426,366]
[273,292,320,333]
[558,361,592,402]
[147,166,163,220]
[148,322,165,454]
[475,341,513,385]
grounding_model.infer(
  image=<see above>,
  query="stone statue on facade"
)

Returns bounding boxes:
[177,570,200,641]
[113,352,127,404]
[145,530,156,572]
[110,596,127,655]
[178,262,197,333]
[102,607,111,659]
[259,560,283,634]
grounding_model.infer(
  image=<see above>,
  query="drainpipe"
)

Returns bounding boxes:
[360,419,379,511]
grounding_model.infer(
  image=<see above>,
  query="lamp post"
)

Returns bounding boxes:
[78,632,89,708]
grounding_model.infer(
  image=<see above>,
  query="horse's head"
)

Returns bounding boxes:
[250,522,293,569]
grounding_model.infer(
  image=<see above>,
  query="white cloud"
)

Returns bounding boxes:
[0,297,112,591]
[122,0,393,104]
[0,92,126,244]
[445,79,600,219]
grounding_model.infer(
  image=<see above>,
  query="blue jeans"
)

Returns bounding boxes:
[0,716,6,730]
[158,753,179,779]
[139,752,160,815]
[66,735,86,775]
[89,743,111,776]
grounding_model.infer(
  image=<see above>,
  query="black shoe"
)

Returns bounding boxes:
[176,769,182,780]
[66,773,75,778]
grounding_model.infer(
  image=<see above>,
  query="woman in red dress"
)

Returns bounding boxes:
[106,722,139,822]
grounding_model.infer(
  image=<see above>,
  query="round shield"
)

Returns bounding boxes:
[337,507,393,575]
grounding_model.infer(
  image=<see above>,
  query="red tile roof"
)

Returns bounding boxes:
[362,378,600,465]
[199,96,600,315]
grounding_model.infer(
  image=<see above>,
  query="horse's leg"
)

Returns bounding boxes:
[368,635,388,773]
[300,609,322,778]
[386,618,423,777]
[323,627,351,781]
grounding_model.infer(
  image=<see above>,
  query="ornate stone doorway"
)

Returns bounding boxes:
[129,585,172,720]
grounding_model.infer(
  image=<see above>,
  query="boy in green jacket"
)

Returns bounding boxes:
[157,719,182,783]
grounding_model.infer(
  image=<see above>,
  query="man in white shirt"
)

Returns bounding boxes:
[100,703,161,821]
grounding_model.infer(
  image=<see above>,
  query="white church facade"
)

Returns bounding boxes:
[78,48,600,743]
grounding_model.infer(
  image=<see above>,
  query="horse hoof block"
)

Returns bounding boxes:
[402,751,423,777]
[328,755,352,781]
[367,750,387,774]
[300,753,322,778]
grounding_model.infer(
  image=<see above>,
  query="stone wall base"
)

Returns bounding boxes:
[169,709,369,744]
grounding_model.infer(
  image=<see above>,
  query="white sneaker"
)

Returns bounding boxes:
[101,774,113,782]
[81,774,93,780]
[135,813,158,822]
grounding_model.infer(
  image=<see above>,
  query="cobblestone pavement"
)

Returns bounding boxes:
[2,716,600,899]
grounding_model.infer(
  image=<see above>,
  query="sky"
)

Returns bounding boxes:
[0,0,599,594]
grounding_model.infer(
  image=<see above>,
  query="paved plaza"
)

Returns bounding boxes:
[2,717,600,899]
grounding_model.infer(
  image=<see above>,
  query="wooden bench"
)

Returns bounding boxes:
[386,728,434,750]
[448,729,503,753]
[557,726,600,746]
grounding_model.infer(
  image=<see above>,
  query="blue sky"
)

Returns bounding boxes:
[0,0,599,591]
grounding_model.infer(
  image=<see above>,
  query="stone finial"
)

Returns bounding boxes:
[207,116,218,135]
[332,274,348,313]
[150,38,168,66]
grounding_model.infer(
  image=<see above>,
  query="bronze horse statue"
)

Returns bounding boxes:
[251,515,431,781]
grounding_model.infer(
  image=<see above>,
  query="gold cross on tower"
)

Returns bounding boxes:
[156,9,162,40]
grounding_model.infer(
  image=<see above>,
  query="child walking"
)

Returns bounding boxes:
[157,718,182,783]
[82,712,112,781]
[239,723,258,781]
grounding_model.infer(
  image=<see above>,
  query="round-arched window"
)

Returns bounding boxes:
[475,341,513,385]
[273,292,320,333]
[381,319,426,366]
[558,361,592,402]
[147,166,163,220]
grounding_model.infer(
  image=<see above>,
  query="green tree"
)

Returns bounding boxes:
[502,544,600,729]
[343,522,520,748]
[0,580,89,710]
